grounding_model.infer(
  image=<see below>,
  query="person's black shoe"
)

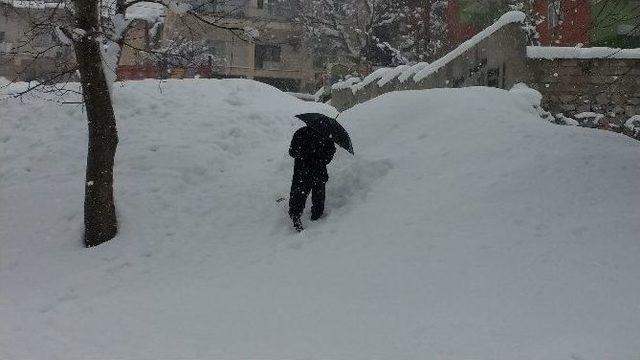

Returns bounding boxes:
[292,217,304,232]
[310,212,323,221]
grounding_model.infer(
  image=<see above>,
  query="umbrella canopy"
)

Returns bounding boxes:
[295,113,354,155]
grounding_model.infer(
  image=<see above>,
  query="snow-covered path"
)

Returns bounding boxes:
[1,79,639,359]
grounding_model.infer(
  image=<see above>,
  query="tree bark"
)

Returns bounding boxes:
[73,0,119,247]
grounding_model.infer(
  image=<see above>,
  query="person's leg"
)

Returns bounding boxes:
[310,181,326,221]
[289,174,311,230]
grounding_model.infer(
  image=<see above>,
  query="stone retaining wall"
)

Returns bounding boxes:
[527,57,640,129]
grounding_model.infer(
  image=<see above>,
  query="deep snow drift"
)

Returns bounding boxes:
[1,79,639,359]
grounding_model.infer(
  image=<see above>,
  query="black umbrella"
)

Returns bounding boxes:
[295,113,354,155]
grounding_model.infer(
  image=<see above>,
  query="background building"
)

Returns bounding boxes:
[0,1,75,82]
[160,0,318,92]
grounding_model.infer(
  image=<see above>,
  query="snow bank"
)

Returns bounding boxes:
[2,81,640,359]
[287,92,318,102]
[509,82,542,107]
[528,46,640,59]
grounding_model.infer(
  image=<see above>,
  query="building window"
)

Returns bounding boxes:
[548,0,561,29]
[0,31,5,42]
[257,0,264,9]
[255,44,281,69]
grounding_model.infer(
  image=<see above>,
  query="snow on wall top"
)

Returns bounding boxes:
[413,11,526,82]
[527,46,640,60]
[331,11,526,94]
[350,67,390,93]
[398,62,429,83]
[331,77,362,91]
[378,65,410,87]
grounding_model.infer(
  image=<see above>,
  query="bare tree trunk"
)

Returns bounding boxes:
[74,0,119,247]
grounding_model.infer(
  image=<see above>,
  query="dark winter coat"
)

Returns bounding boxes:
[289,126,336,183]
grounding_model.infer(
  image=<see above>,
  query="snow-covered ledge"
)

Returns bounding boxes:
[527,46,640,60]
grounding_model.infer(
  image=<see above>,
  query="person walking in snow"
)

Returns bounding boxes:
[288,125,336,231]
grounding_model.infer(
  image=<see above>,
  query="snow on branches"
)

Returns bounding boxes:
[296,0,449,69]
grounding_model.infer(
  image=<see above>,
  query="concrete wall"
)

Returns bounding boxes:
[331,22,528,111]
[527,57,640,129]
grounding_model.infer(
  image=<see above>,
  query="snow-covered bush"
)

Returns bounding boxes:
[574,112,606,128]
[624,115,640,139]
[553,113,580,126]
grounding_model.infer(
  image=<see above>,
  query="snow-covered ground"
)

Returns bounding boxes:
[1,79,639,359]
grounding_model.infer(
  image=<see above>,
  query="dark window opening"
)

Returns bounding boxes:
[487,68,500,88]
[255,44,281,69]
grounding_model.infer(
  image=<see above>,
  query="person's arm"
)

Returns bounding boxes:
[289,130,303,158]
[322,141,336,165]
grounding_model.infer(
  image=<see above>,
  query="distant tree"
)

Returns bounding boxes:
[399,0,449,62]
[296,0,449,70]
[590,0,640,47]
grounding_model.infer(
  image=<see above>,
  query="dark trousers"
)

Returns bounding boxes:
[289,178,326,220]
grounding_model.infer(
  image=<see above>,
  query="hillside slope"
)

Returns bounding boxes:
[1,79,639,359]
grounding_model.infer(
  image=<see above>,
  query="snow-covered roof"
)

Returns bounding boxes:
[527,46,640,60]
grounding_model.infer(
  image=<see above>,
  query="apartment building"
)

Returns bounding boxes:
[1,0,163,82]
[160,0,318,92]
[0,1,75,81]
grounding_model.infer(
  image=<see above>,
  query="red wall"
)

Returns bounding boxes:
[531,0,590,46]
[447,0,590,47]
[447,0,479,45]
